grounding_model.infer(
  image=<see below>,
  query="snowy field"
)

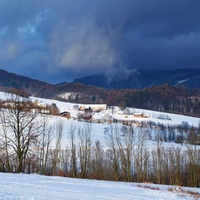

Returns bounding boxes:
[30,95,200,127]
[1,91,200,149]
[0,91,200,127]
[0,173,199,200]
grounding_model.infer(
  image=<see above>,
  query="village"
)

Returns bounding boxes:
[4,92,200,132]
[0,96,152,127]
[29,97,197,129]
[59,103,152,126]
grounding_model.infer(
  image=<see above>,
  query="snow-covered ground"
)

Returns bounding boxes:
[29,95,200,127]
[0,91,199,127]
[1,91,200,148]
[0,173,199,200]
[0,92,200,199]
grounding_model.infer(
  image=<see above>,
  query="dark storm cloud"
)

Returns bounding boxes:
[0,0,200,83]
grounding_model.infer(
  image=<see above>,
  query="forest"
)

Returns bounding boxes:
[57,84,200,117]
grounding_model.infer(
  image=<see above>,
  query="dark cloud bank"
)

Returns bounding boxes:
[0,0,200,83]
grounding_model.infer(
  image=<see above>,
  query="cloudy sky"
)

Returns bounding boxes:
[0,0,200,83]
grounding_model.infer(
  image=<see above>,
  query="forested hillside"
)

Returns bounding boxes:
[106,85,200,117]
[1,69,200,117]
[74,68,200,89]
[56,84,200,117]
[0,69,53,97]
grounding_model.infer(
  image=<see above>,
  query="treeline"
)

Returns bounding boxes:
[106,85,200,117]
[0,69,54,97]
[24,124,199,187]
[54,83,106,103]
[13,124,200,187]
[55,84,200,117]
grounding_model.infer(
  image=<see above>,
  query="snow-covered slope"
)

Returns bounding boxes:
[0,91,199,127]
[29,95,200,127]
[1,91,200,148]
[0,173,199,200]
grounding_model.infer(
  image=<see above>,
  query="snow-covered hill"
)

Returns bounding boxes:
[29,95,200,127]
[1,91,200,148]
[0,173,199,200]
[0,91,200,147]
[0,91,199,127]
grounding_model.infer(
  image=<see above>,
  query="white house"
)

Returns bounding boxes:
[92,113,113,124]
[79,104,107,112]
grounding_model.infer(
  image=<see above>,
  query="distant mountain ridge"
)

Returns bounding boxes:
[1,68,200,93]
[0,69,105,99]
[0,69,53,97]
[0,68,200,98]
[74,68,200,89]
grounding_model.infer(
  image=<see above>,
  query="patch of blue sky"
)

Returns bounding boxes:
[0,26,8,37]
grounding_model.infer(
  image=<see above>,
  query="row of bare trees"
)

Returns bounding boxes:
[58,124,199,187]
[8,120,199,187]
[0,92,199,187]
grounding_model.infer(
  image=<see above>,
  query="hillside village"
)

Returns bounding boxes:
[1,91,200,143]
[29,96,200,128]
[29,95,200,147]
[1,91,199,128]
[0,93,151,124]
[61,103,150,125]
[26,98,170,125]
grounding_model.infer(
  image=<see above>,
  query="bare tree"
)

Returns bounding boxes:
[2,92,41,172]
[104,125,120,181]
[186,142,200,187]
[77,124,92,178]
[36,115,54,174]
[0,109,12,172]
[52,120,63,175]
[91,140,104,179]
[116,126,135,182]
[68,124,77,177]
[133,127,149,182]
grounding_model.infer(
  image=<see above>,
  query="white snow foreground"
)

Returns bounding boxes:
[0,173,199,200]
